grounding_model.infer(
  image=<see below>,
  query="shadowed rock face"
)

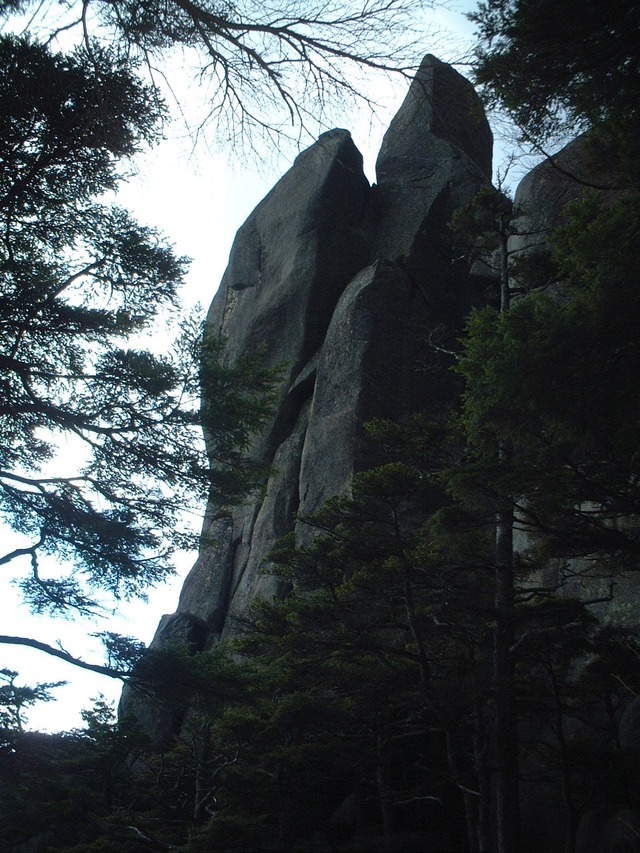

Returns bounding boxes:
[120,56,493,740]
[509,133,599,259]
[373,54,492,264]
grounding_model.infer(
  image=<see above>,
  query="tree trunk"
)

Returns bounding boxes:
[376,733,394,837]
[445,728,480,853]
[277,762,292,847]
[490,217,521,853]
[550,666,578,853]
[493,492,521,853]
[474,697,492,853]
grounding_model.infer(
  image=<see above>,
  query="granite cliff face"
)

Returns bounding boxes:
[117,59,640,849]
[125,57,630,736]
[140,55,493,678]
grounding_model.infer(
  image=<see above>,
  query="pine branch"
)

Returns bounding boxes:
[0,634,130,679]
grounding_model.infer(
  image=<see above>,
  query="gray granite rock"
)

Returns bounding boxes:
[207,128,371,381]
[221,398,310,632]
[509,134,594,259]
[297,257,465,523]
[509,131,621,261]
[128,56,491,744]
[376,54,492,186]
[372,54,493,264]
[175,513,235,635]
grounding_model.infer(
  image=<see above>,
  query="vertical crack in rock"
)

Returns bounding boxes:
[223,396,312,634]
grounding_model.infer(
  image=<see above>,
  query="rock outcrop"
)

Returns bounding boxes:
[117,57,640,850]
[121,54,494,735]
[155,54,492,657]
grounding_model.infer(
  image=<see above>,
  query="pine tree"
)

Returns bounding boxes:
[0,34,278,676]
[448,186,640,851]
[470,0,640,185]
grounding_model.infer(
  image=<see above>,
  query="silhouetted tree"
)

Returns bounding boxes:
[3,0,425,150]
[0,35,278,676]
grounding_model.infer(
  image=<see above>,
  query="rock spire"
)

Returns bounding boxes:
[121,55,493,740]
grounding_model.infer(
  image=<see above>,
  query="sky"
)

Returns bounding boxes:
[1,0,527,733]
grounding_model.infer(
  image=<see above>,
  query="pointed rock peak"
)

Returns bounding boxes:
[293,128,358,166]
[287,128,367,194]
[376,54,493,184]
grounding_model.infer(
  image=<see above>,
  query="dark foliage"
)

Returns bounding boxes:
[470,0,640,183]
[0,35,278,681]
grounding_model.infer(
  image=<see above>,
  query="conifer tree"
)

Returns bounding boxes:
[0,34,278,676]
[470,0,640,185]
[448,186,640,851]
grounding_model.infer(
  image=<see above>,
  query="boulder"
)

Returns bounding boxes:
[509,131,622,259]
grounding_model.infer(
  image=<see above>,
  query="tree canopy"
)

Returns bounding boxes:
[470,0,640,181]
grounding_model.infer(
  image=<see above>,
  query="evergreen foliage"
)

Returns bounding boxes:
[0,32,279,677]
[470,0,640,183]
[455,192,640,572]
[0,667,65,735]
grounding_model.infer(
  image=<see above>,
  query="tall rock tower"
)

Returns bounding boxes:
[122,56,493,741]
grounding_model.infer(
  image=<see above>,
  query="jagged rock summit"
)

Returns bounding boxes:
[121,55,493,740]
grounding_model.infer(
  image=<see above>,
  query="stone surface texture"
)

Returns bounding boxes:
[125,58,633,745]
[120,56,494,735]
[169,55,493,656]
[117,59,640,848]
